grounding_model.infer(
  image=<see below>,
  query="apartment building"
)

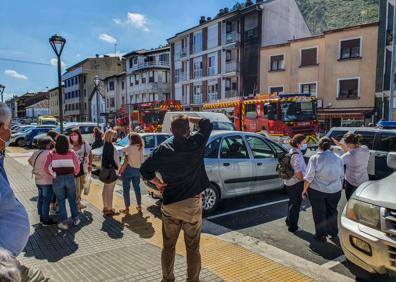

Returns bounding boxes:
[15,92,48,118]
[61,55,124,122]
[26,100,49,118]
[124,47,170,106]
[260,23,379,130]
[103,72,126,123]
[48,86,61,118]
[168,0,310,109]
[375,0,395,120]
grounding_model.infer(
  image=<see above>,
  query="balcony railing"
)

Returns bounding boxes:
[193,94,202,105]
[225,89,238,98]
[208,66,217,76]
[193,69,202,79]
[225,31,240,44]
[130,82,170,94]
[131,61,169,71]
[208,92,218,102]
[225,62,239,73]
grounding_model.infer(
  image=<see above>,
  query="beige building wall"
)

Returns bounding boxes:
[48,87,60,118]
[260,24,378,113]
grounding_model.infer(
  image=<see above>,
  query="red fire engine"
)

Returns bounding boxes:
[116,100,183,133]
[202,93,319,146]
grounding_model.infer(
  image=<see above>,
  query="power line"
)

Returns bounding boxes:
[0,57,52,66]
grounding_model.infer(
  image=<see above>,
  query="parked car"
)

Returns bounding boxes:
[91,133,172,168]
[145,131,286,213]
[161,111,235,134]
[326,127,396,179]
[340,152,396,278]
[32,122,104,148]
[9,125,37,146]
[23,126,57,147]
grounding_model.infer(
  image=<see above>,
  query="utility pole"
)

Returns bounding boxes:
[389,1,396,121]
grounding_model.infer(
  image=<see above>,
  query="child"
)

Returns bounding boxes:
[28,136,56,225]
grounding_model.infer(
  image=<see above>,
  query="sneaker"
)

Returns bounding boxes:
[79,203,87,210]
[72,217,80,225]
[58,222,69,230]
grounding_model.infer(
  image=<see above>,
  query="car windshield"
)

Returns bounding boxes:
[280,101,317,122]
[116,137,129,147]
[212,122,235,131]
[20,127,32,133]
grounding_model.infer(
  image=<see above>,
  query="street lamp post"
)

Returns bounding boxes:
[49,34,66,133]
[0,84,5,103]
[93,75,101,127]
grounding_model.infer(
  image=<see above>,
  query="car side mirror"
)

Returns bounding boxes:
[387,152,396,170]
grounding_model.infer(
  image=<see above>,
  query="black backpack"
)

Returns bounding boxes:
[276,152,298,180]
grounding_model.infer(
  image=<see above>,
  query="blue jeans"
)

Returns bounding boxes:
[37,184,53,222]
[122,166,141,207]
[52,175,79,222]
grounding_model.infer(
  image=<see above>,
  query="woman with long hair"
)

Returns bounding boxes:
[332,133,370,200]
[70,128,93,211]
[92,127,104,150]
[302,137,344,242]
[101,129,120,216]
[44,134,80,230]
[119,133,144,214]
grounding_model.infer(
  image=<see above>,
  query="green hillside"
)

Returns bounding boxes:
[296,0,380,34]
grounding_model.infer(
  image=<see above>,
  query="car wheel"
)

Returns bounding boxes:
[17,138,25,147]
[202,184,219,213]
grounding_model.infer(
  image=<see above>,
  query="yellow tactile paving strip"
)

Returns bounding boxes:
[84,180,314,282]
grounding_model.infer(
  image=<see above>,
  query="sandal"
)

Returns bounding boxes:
[136,206,142,213]
[104,209,119,216]
[119,208,130,214]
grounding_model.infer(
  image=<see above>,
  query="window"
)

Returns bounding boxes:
[175,69,182,83]
[205,138,221,158]
[157,135,171,145]
[122,96,125,104]
[246,136,274,159]
[208,55,216,76]
[208,25,218,49]
[300,83,317,96]
[301,47,318,66]
[159,54,169,63]
[376,133,396,152]
[354,131,376,150]
[269,86,284,95]
[264,103,277,120]
[71,78,74,86]
[121,80,125,90]
[338,78,359,99]
[220,136,249,159]
[270,55,284,71]
[245,28,257,40]
[340,38,361,59]
[109,81,115,91]
[143,135,155,148]
[193,61,202,79]
[328,130,349,144]
[129,58,133,68]
[193,32,202,54]
[110,98,115,107]
[226,50,232,62]
[245,104,256,119]
[226,22,232,33]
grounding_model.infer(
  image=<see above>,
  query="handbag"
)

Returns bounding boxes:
[99,167,118,184]
[83,172,92,195]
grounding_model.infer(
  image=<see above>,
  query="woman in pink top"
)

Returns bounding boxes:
[44,134,80,230]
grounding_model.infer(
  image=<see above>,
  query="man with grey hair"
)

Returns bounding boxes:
[0,248,21,282]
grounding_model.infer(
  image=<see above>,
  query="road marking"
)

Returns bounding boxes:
[321,255,346,269]
[205,198,289,220]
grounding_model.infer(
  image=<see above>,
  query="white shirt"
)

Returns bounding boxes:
[341,146,370,187]
[122,144,144,168]
[73,141,91,173]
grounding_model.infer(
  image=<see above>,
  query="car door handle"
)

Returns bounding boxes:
[223,163,230,167]
[257,163,263,166]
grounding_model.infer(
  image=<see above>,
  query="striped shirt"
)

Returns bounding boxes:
[44,150,80,177]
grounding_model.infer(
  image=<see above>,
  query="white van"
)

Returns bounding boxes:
[161,111,234,133]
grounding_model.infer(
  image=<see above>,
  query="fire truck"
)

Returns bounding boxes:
[116,100,183,134]
[202,93,319,147]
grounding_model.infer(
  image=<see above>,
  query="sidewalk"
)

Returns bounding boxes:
[6,149,313,281]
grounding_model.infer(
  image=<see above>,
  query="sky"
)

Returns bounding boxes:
[0,0,236,100]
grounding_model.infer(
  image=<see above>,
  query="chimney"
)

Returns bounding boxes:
[246,0,253,6]
[218,9,224,16]
[207,17,212,21]
[95,54,99,58]
[224,7,229,13]
[199,16,206,24]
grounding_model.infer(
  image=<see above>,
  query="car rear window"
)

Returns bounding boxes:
[354,131,376,150]
[375,132,396,152]
[328,130,348,144]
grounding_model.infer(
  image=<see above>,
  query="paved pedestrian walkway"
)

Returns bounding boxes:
[6,148,314,281]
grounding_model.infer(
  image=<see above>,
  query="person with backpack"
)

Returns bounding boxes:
[283,134,307,233]
[70,128,93,212]
[28,136,56,225]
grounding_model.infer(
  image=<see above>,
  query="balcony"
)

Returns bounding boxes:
[130,82,170,94]
[208,66,217,76]
[131,61,169,71]
[225,62,239,73]
[225,31,240,44]
[193,94,202,105]
[208,92,218,102]
[225,89,238,98]
[180,48,188,58]
[193,69,202,79]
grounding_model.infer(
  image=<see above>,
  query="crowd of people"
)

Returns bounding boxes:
[284,133,370,242]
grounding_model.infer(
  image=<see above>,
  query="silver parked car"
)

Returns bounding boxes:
[145,131,286,212]
[92,133,172,168]
[340,152,396,278]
